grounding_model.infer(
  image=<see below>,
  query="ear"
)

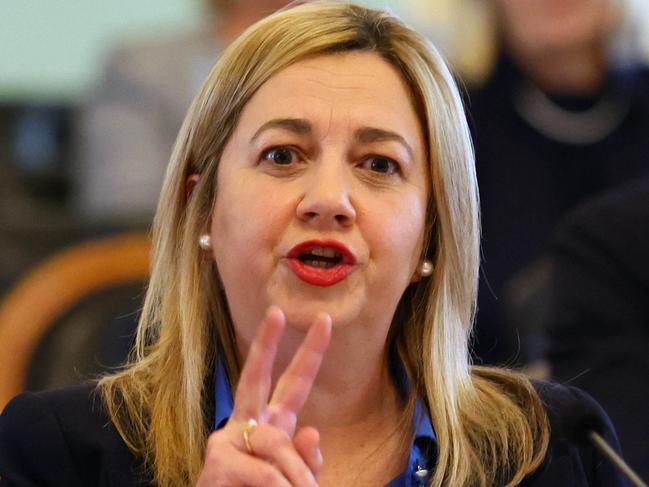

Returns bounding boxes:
[186,173,201,202]
[410,269,422,283]
[410,258,422,283]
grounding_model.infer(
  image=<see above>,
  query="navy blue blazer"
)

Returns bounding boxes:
[0,381,631,486]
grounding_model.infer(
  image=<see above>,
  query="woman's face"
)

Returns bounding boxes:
[210,51,429,348]
[496,0,615,55]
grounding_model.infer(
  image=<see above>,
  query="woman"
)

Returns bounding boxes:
[0,3,626,486]
[468,0,649,365]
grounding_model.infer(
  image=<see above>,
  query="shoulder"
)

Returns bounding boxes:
[1,383,113,451]
[521,381,630,487]
[532,380,607,425]
[0,384,148,487]
[552,178,649,278]
[532,381,621,449]
[557,178,649,236]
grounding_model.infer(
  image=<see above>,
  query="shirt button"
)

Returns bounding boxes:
[415,467,429,478]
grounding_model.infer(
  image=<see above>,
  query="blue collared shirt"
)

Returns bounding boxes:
[214,362,437,487]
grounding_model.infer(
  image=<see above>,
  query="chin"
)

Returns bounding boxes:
[265,273,360,330]
[278,297,360,332]
[282,303,339,329]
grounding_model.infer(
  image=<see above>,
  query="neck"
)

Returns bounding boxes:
[273,324,402,434]
[296,332,407,486]
[263,323,409,485]
[302,351,399,434]
[509,44,607,97]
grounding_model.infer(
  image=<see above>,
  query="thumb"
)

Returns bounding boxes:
[293,426,323,478]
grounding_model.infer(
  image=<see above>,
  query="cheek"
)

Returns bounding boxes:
[368,193,427,271]
[211,176,290,271]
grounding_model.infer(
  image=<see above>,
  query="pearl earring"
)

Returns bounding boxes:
[198,234,212,250]
[420,260,433,277]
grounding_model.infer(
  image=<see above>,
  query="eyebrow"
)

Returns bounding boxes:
[355,127,414,160]
[251,118,312,142]
[250,118,414,159]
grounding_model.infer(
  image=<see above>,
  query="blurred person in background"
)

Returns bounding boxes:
[467,0,649,366]
[74,0,292,227]
[547,178,649,478]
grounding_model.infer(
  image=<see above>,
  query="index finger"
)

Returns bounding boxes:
[232,306,286,421]
[269,313,332,416]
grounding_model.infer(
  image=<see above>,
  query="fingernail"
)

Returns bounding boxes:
[266,305,285,321]
[317,312,332,328]
[267,304,281,315]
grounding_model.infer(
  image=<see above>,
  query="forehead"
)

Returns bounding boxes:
[234,51,424,139]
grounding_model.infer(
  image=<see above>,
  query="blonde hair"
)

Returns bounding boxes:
[99,3,549,486]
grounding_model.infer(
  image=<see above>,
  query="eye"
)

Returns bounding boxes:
[363,156,400,175]
[261,146,295,165]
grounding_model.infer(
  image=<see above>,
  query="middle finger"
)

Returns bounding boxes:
[269,313,332,420]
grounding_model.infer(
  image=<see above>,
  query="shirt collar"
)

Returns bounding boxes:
[214,359,234,429]
[213,360,437,486]
[413,398,435,440]
[405,399,436,486]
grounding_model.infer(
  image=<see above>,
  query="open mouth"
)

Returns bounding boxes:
[286,240,356,286]
[298,246,344,269]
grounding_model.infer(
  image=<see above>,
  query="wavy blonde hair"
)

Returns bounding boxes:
[99,2,549,486]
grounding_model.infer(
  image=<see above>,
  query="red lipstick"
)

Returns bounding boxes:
[286,240,356,287]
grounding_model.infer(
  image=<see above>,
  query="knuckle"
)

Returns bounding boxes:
[206,429,224,445]
[205,433,226,455]
[203,449,222,468]
[203,435,235,468]
[259,466,286,487]
[267,426,292,446]
[256,424,291,451]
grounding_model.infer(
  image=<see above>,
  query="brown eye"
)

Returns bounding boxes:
[367,156,399,175]
[263,147,294,165]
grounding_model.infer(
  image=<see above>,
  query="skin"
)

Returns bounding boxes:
[197,308,330,487]
[198,51,429,486]
[211,51,428,356]
[496,0,618,94]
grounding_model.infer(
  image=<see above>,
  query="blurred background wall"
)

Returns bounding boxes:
[0,0,204,103]
[2,0,648,105]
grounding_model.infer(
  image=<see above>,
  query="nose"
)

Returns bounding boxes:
[296,161,356,228]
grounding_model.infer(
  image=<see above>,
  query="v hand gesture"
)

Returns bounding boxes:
[197,307,332,487]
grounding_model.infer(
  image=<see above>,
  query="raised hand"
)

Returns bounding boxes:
[197,307,332,486]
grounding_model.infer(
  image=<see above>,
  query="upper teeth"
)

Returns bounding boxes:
[309,246,339,258]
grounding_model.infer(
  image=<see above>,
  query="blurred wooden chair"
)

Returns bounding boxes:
[0,233,151,410]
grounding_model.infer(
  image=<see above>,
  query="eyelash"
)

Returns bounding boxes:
[259,146,402,177]
[360,156,401,176]
[260,146,302,166]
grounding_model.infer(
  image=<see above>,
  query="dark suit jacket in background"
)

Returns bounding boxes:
[547,179,649,479]
[0,382,631,486]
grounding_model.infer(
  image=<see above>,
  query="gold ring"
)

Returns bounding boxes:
[242,418,257,454]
